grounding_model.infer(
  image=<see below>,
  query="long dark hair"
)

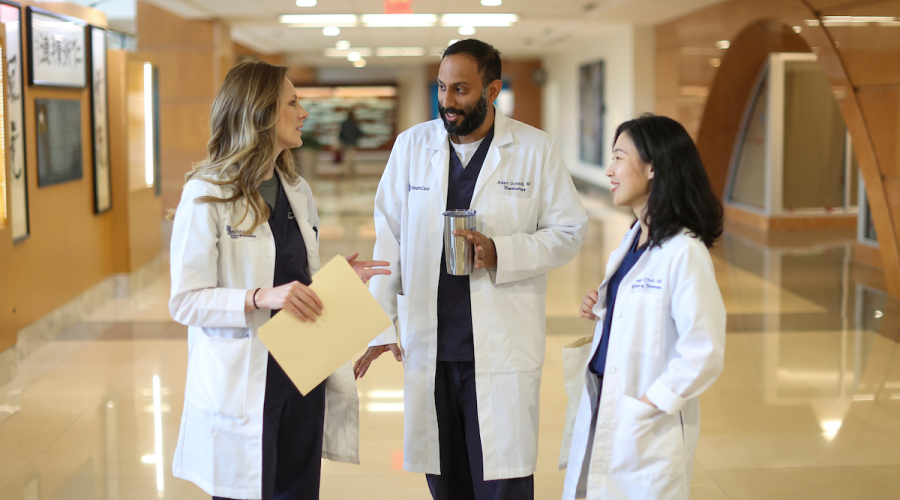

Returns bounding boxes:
[615,114,723,249]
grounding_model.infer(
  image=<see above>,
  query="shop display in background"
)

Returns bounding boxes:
[2,1,29,241]
[295,85,397,152]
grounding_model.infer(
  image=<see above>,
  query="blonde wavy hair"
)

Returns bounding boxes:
[176,60,299,232]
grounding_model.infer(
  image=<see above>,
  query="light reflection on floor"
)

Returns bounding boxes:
[1,177,899,499]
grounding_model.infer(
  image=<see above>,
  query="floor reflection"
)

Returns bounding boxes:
[0,179,898,499]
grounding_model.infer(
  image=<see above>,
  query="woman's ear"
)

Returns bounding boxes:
[646,163,655,180]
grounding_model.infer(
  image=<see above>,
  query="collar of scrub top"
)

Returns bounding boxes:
[427,105,515,211]
[448,125,495,181]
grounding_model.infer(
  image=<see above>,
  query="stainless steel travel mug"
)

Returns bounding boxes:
[443,209,477,276]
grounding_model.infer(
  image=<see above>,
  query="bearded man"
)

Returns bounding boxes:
[354,39,588,500]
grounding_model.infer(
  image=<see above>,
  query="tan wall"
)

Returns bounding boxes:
[657,0,900,297]
[0,2,111,350]
[233,42,285,66]
[427,59,545,130]
[136,0,232,216]
[107,50,162,274]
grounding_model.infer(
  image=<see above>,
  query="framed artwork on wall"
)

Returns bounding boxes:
[89,26,110,213]
[26,7,87,88]
[579,60,605,167]
[1,1,29,241]
[35,99,82,186]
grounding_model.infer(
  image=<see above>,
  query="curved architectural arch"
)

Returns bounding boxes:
[676,0,900,296]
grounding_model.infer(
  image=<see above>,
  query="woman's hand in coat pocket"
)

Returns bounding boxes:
[580,289,600,320]
[353,344,402,379]
[250,281,323,322]
[344,252,391,284]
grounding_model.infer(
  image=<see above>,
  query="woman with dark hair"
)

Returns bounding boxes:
[560,114,726,499]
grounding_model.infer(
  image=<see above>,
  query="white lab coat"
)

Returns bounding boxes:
[169,170,360,500]
[559,224,726,500]
[368,108,588,480]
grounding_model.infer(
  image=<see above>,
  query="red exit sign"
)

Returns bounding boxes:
[384,0,414,14]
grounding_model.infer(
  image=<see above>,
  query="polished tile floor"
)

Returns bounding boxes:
[1,177,899,499]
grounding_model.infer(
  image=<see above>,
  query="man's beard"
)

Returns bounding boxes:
[439,91,489,137]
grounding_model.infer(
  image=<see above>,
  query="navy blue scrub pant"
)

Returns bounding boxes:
[426,361,535,500]
[214,354,326,500]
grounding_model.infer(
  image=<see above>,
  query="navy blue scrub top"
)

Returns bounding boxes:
[589,228,648,376]
[436,127,494,362]
[268,180,311,317]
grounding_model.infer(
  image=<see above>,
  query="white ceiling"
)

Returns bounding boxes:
[89,0,727,66]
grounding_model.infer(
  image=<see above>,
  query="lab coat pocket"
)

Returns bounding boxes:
[625,291,663,355]
[186,333,251,419]
[490,195,537,235]
[504,294,546,371]
[559,335,595,469]
[610,395,684,477]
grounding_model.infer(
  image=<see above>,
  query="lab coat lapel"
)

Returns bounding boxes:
[591,224,641,318]
[277,172,321,274]
[471,106,512,207]
[426,125,451,211]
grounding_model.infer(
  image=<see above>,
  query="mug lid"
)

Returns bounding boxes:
[443,209,476,217]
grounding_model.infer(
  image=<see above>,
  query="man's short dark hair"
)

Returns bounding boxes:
[443,39,502,88]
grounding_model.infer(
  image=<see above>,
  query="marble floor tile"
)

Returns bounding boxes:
[2,184,899,499]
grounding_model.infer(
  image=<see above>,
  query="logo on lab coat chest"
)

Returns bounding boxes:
[409,184,430,192]
[225,225,256,239]
[497,180,530,193]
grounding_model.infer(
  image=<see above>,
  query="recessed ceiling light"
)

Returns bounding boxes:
[279,14,358,26]
[441,13,518,27]
[361,14,437,27]
[458,26,476,36]
[324,48,372,57]
[353,58,367,68]
[323,26,341,36]
[481,0,502,5]
[295,0,317,6]
[716,40,730,49]
[336,40,351,50]
[347,51,361,62]
[376,47,426,57]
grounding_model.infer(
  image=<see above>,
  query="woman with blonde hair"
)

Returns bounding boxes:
[168,60,388,500]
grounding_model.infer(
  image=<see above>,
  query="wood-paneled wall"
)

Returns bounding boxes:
[136,0,233,215]
[657,0,900,297]
[0,2,110,350]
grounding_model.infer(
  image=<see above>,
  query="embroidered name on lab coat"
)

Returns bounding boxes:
[225,225,256,239]
[409,184,430,191]
[497,180,531,193]
[631,277,663,292]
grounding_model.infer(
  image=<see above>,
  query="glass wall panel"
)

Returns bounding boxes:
[729,69,768,209]
[782,60,846,210]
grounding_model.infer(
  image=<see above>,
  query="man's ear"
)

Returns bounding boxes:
[487,79,503,102]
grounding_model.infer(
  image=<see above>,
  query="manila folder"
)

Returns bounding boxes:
[258,255,392,395]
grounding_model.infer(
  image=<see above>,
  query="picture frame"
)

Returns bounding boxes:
[579,60,605,167]
[26,6,87,88]
[35,98,82,186]
[1,1,28,241]
[88,25,110,213]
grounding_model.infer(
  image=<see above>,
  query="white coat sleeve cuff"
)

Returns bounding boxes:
[228,288,251,328]
[646,379,686,415]
[491,235,514,284]
[369,324,397,347]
